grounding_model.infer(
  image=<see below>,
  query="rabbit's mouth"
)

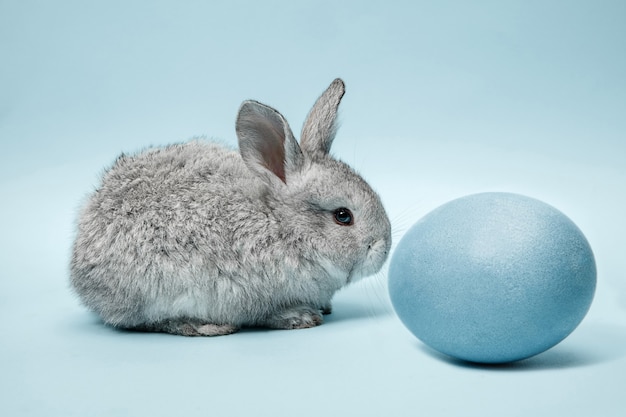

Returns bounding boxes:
[318,238,390,285]
[349,238,391,282]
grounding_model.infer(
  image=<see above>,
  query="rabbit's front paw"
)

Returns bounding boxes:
[321,302,332,315]
[266,306,324,330]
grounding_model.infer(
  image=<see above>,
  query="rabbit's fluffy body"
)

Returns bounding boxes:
[70,79,391,336]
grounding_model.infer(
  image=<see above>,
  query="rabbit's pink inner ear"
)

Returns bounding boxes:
[256,122,286,183]
[237,100,295,185]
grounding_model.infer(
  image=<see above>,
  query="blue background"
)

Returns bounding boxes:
[1,1,625,416]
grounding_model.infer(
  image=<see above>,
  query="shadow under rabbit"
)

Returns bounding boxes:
[67,296,393,338]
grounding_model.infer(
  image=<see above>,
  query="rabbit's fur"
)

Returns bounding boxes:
[70,79,391,336]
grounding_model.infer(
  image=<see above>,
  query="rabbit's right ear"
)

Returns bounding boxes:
[236,101,304,186]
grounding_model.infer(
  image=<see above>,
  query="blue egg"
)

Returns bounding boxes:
[389,192,596,364]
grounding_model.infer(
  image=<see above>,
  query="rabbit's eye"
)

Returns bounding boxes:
[334,208,354,226]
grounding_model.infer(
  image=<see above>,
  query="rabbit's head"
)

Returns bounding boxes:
[236,79,391,286]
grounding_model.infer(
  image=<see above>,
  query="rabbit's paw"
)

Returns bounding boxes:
[134,319,238,336]
[266,306,324,330]
[196,323,239,336]
[321,302,332,315]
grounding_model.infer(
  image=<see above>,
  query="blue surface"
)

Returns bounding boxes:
[1,1,626,416]
[389,193,596,363]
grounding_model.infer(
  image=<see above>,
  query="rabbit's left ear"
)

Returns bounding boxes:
[300,78,345,158]
[236,100,304,185]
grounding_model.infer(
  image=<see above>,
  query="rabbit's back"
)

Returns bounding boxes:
[99,140,253,204]
[70,141,272,326]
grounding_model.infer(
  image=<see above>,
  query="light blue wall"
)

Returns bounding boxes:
[1,2,625,416]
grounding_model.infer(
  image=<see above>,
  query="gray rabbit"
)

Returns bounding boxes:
[70,79,391,336]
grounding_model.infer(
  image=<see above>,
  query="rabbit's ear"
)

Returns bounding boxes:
[300,78,345,158]
[237,100,304,185]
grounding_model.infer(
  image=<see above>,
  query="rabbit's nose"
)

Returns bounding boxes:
[368,238,390,257]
